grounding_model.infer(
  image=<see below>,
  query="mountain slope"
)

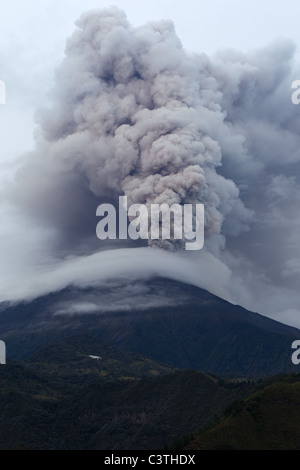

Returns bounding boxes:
[185,374,300,450]
[25,334,174,387]
[0,337,256,450]
[1,277,299,376]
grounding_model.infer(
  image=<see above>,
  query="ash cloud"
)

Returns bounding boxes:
[12,6,251,252]
[4,7,300,327]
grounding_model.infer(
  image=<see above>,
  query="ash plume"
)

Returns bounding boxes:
[5,6,300,327]
[12,6,251,252]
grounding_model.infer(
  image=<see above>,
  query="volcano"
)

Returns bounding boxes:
[1,277,299,376]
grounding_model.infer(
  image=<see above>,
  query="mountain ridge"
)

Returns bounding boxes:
[0,277,299,376]
[0,334,257,450]
[184,373,300,450]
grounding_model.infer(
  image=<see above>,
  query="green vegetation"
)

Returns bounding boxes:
[184,374,300,450]
[0,278,299,450]
[25,334,174,388]
[0,335,255,450]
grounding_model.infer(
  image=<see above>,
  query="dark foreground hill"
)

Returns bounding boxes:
[0,335,256,450]
[1,277,299,376]
[185,374,300,450]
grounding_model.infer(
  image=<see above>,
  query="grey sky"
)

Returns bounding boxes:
[1,0,300,158]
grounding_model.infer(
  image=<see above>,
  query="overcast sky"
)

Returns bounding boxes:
[1,0,300,158]
[1,1,300,329]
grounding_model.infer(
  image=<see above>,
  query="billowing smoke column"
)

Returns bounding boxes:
[4,5,300,325]
[13,7,251,252]
[12,6,300,270]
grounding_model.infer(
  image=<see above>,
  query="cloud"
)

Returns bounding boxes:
[10,6,251,253]
[1,7,300,329]
[0,247,234,304]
